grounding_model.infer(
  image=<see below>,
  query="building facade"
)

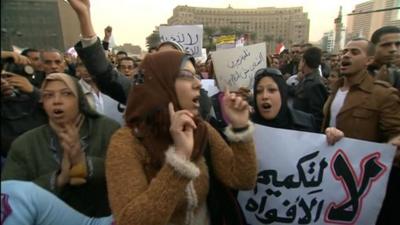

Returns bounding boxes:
[321,31,335,53]
[1,0,80,51]
[333,6,345,53]
[346,0,400,41]
[167,5,310,53]
[112,43,142,57]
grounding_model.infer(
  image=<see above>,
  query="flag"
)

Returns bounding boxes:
[215,35,236,50]
[275,43,285,54]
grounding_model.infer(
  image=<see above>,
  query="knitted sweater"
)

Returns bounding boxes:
[106,122,257,225]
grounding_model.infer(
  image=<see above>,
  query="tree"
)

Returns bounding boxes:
[203,26,217,52]
[250,32,257,44]
[263,34,274,43]
[275,36,284,43]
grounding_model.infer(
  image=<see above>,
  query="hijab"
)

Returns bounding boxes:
[251,68,293,129]
[41,73,99,119]
[125,51,208,168]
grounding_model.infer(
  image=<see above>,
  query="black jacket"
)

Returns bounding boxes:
[282,61,299,76]
[288,106,319,132]
[75,38,131,104]
[293,70,328,128]
[1,88,47,157]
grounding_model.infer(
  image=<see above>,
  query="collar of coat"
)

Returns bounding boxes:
[333,70,373,93]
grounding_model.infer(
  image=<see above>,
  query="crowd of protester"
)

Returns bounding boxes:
[1,0,399,225]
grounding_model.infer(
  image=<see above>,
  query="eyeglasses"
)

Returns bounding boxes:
[254,68,283,79]
[178,70,201,81]
[119,65,134,70]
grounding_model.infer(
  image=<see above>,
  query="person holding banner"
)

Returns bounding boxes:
[105,50,257,225]
[251,67,347,147]
[322,38,400,225]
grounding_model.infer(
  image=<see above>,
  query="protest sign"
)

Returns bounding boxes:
[211,42,267,91]
[159,25,203,57]
[238,125,395,225]
[195,48,208,64]
[201,79,219,97]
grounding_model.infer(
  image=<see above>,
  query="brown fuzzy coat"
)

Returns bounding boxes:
[106,122,257,225]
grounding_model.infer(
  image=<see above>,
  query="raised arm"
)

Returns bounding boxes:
[207,89,257,189]
[67,0,95,38]
[68,0,131,104]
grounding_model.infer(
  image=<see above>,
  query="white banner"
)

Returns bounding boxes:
[211,42,267,91]
[159,25,203,57]
[238,125,395,225]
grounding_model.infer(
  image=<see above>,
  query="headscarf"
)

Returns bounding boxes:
[251,68,292,129]
[41,73,99,119]
[158,40,185,53]
[125,51,208,169]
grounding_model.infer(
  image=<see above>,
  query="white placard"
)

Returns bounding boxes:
[201,79,219,97]
[195,48,208,64]
[238,125,395,225]
[211,42,267,91]
[159,25,203,57]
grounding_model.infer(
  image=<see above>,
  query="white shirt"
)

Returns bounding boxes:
[79,79,125,125]
[79,79,104,113]
[329,88,349,127]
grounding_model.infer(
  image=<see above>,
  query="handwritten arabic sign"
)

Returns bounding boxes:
[211,42,266,91]
[238,125,395,225]
[159,25,203,57]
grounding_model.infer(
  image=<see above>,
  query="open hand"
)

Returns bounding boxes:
[5,72,34,93]
[53,117,85,166]
[57,151,71,187]
[1,77,15,97]
[1,51,31,65]
[168,103,196,160]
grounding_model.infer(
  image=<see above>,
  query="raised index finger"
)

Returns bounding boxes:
[224,86,230,97]
[168,102,176,120]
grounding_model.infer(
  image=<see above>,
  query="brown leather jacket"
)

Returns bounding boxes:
[322,70,400,142]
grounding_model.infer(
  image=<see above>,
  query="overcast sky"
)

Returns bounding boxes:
[89,0,367,49]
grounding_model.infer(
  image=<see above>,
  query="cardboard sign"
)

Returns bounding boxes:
[159,25,203,57]
[211,42,267,91]
[238,125,395,225]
